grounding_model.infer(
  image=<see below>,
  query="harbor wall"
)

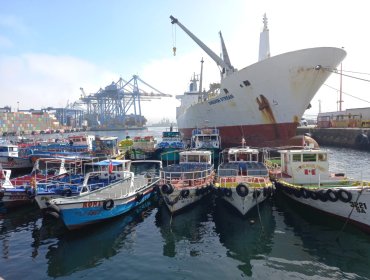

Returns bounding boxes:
[296,127,370,150]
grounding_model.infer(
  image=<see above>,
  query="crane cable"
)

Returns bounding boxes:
[172,24,177,56]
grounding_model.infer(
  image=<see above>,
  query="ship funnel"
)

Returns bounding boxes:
[258,13,270,61]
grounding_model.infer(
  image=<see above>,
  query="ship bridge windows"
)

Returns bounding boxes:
[243,80,251,87]
[303,153,317,162]
[292,154,301,162]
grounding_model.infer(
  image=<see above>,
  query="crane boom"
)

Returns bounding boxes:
[170,15,234,76]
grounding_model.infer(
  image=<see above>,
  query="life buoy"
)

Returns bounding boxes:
[161,184,174,195]
[338,189,352,203]
[325,189,338,202]
[223,188,232,197]
[236,183,249,197]
[180,189,190,198]
[103,199,114,210]
[63,188,72,197]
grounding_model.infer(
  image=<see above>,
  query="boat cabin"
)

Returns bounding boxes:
[0,142,18,157]
[179,150,212,165]
[191,128,221,149]
[218,147,267,177]
[279,148,330,184]
[92,136,119,157]
[68,135,95,151]
[157,131,184,149]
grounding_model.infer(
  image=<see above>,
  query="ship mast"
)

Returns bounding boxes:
[199,58,204,94]
[258,13,270,61]
[170,15,235,77]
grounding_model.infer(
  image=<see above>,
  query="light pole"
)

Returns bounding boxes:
[17,101,19,112]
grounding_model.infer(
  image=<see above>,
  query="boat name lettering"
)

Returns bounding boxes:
[350,202,367,213]
[83,201,102,208]
[86,210,102,216]
[208,94,234,105]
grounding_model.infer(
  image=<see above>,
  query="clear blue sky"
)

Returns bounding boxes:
[1,0,370,122]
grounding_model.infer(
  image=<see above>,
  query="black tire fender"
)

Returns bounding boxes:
[325,189,338,202]
[161,184,174,195]
[180,189,190,198]
[338,189,352,203]
[103,199,114,210]
[236,183,249,197]
[223,188,232,197]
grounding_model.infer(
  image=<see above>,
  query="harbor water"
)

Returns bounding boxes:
[1,127,370,279]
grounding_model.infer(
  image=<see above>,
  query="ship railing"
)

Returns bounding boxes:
[160,165,214,187]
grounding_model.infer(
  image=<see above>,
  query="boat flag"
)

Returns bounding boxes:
[108,160,113,174]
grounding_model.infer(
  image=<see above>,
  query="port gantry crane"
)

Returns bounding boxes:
[79,75,171,129]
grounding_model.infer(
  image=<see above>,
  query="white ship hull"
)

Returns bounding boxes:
[177,47,346,147]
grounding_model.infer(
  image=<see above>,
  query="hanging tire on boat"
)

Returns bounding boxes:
[63,188,72,197]
[236,183,249,197]
[223,188,232,197]
[161,184,174,195]
[180,189,190,198]
[308,190,319,200]
[135,192,144,202]
[253,189,261,199]
[293,188,302,198]
[325,189,338,202]
[338,189,352,203]
[103,199,114,210]
[317,190,328,202]
[301,188,310,199]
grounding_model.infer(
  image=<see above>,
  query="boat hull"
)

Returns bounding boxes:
[0,189,34,209]
[0,156,33,170]
[276,182,370,232]
[177,47,346,147]
[215,186,270,215]
[160,186,212,214]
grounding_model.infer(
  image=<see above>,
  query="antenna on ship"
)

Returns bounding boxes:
[258,13,270,61]
[199,58,204,94]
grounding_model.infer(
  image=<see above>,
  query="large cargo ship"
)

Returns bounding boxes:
[172,15,346,148]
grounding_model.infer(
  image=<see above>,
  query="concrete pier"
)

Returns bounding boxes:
[297,127,370,150]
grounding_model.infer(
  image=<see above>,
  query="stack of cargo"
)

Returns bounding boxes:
[0,112,61,135]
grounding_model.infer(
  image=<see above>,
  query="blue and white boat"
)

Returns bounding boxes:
[45,160,162,230]
[35,159,131,210]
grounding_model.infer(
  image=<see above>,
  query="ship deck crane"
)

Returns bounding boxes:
[170,15,235,77]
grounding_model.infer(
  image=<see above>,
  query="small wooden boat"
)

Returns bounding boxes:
[214,146,273,215]
[159,150,215,213]
[270,145,370,232]
[45,160,162,230]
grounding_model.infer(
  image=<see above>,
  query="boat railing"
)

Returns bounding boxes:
[217,174,269,187]
[160,165,214,187]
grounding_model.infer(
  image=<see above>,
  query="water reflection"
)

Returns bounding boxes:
[44,198,156,277]
[275,193,370,279]
[155,198,214,258]
[213,198,276,277]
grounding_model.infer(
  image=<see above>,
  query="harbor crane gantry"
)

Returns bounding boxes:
[79,75,171,129]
